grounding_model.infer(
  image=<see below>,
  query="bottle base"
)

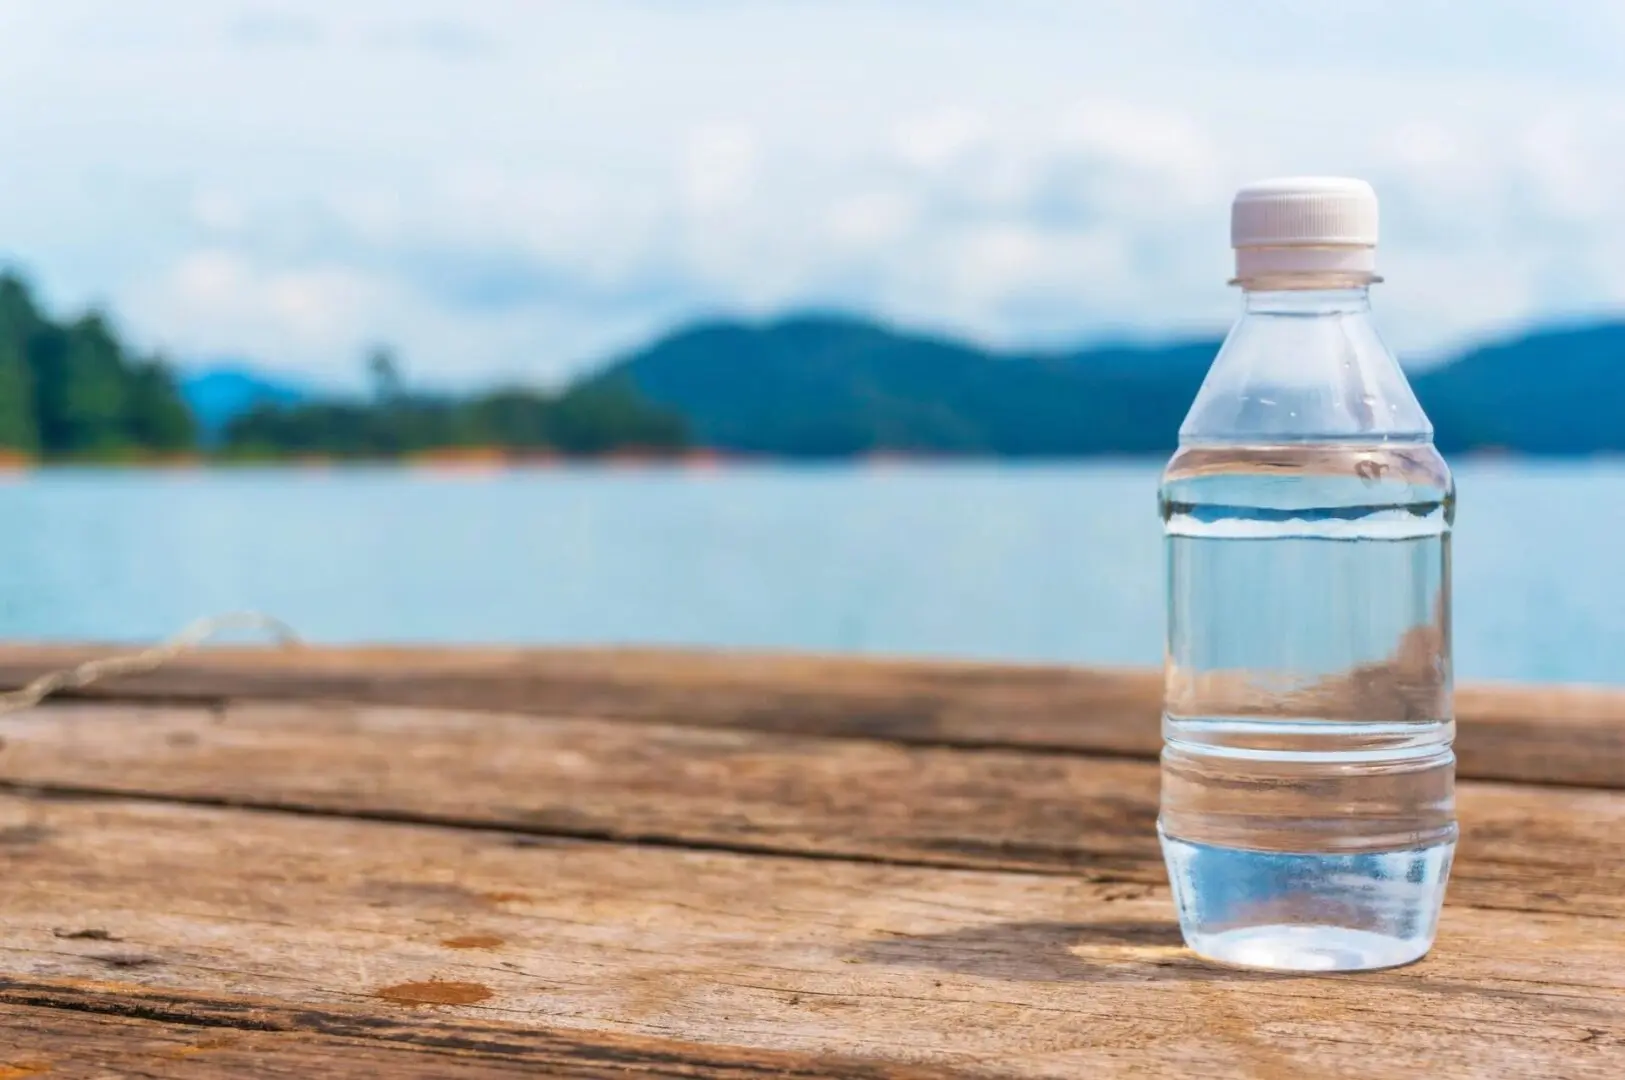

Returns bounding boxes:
[1160,830,1454,972]
[1179,923,1428,972]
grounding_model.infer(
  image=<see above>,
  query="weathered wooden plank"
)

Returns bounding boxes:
[0,994,951,1079]
[1,702,1622,922]
[0,646,1619,787]
[0,646,1159,752]
[0,793,1621,1079]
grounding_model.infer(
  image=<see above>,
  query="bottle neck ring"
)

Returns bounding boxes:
[1242,287,1372,316]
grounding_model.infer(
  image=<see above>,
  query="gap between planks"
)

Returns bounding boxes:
[1,646,1622,788]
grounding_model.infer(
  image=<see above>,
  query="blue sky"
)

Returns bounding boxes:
[1,1,1623,386]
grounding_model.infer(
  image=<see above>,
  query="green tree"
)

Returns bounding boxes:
[223,376,688,459]
[368,345,404,403]
[0,338,39,454]
[546,380,688,453]
[0,274,198,460]
[125,358,197,452]
[0,277,41,454]
[54,313,132,457]
[463,390,554,448]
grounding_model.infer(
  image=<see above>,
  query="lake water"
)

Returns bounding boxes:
[0,462,1619,686]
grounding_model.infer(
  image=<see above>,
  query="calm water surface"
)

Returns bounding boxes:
[0,462,1617,685]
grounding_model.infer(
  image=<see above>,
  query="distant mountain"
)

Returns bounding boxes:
[594,313,1219,457]
[182,367,308,440]
[591,312,1625,457]
[183,312,1625,460]
[1412,323,1625,454]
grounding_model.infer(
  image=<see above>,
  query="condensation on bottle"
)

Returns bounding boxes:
[1159,177,1456,972]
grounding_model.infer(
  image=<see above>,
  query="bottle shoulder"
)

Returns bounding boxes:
[1179,307,1432,443]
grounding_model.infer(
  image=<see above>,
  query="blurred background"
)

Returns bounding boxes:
[0,1,1622,683]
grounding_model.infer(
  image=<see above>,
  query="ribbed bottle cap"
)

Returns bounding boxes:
[1231,177,1379,281]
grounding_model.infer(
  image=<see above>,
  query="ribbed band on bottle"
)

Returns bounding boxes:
[1234,245,1377,280]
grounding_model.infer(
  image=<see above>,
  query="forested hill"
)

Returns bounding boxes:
[588,315,1218,457]
[593,313,1625,457]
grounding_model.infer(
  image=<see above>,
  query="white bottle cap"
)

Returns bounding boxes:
[1231,176,1378,282]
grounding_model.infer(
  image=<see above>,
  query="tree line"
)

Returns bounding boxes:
[223,347,687,459]
[0,274,194,459]
[0,274,688,462]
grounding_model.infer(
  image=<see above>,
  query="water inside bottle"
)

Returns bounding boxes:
[1159,441,1456,971]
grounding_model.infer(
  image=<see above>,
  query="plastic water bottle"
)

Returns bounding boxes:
[1159,177,1455,971]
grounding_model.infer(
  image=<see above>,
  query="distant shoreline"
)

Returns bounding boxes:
[0,445,1605,472]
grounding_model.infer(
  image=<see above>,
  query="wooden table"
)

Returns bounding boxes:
[0,647,1622,1077]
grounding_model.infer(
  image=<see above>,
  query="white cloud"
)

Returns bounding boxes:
[191,191,248,234]
[0,1,1623,384]
[1054,101,1217,197]
[682,125,761,212]
[136,251,388,371]
[896,108,991,171]
[828,191,917,249]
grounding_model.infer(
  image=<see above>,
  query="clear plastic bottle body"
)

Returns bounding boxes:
[1159,285,1456,971]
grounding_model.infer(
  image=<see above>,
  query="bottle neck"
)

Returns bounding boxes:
[1242,286,1372,318]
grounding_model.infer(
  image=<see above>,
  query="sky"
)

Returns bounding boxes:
[1,1,1624,388]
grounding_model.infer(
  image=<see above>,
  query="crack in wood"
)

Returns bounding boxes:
[0,981,957,1077]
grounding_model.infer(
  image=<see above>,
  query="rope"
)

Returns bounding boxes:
[0,612,301,717]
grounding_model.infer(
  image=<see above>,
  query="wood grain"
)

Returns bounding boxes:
[1,646,1619,1075]
[0,994,953,1079]
[1,646,1620,787]
[0,793,1621,1079]
[0,702,1622,919]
